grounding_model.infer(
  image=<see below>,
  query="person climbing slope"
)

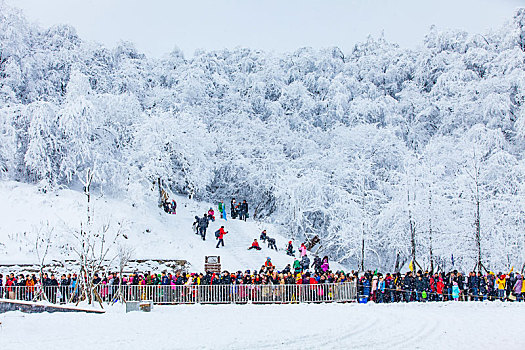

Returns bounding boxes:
[216,226,228,248]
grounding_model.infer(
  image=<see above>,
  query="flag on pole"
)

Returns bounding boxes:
[451,254,454,267]
[409,260,414,272]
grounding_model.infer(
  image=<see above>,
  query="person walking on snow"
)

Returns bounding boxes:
[193,216,200,235]
[198,214,209,240]
[216,226,228,248]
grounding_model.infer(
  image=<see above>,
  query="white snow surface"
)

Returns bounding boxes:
[0,180,334,272]
[1,302,524,349]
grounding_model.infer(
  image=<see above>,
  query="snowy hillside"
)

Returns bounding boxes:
[0,180,333,273]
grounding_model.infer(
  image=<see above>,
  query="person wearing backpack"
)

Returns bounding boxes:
[198,214,209,240]
[216,226,228,248]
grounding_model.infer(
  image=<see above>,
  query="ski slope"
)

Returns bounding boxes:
[0,180,337,273]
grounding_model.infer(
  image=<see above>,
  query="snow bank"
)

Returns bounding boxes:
[1,302,523,349]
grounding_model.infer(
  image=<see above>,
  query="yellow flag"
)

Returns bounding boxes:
[409,260,414,272]
[509,266,514,274]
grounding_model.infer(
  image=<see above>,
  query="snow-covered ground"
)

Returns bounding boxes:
[1,302,524,349]
[0,180,336,273]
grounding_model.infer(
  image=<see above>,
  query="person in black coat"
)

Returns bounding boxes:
[240,200,249,221]
[230,199,237,219]
[267,237,277,251]
[193,216,200,234]
[198,214,209,240]
[47,274,59,303]
[301,255,311,271]
[60,274,70,303]
[468,271,479,301]
[403,273,413,302]
[313,256,322,274]
[260,230,268,242]
[478,272,487,300]
[286,241,295,256]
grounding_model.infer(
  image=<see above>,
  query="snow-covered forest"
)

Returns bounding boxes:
[1,2,525,272]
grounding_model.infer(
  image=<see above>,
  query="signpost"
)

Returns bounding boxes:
[205,256,221,273]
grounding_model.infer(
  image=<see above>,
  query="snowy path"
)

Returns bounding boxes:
[1,302,523,349]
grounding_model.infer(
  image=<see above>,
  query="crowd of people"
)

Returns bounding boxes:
[2,262,523,304]
[174,197,525,303]
[0,256,334,304]
[160,189,177,214]
[227,198,249,221]
[3,195,523,305]
[356,269,525,303]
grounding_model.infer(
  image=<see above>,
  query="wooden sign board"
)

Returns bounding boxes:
[205,256,221,273]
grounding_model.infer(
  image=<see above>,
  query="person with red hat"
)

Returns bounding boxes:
[286,241,295,256]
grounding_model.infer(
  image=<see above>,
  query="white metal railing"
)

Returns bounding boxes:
[1,282,358,305]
